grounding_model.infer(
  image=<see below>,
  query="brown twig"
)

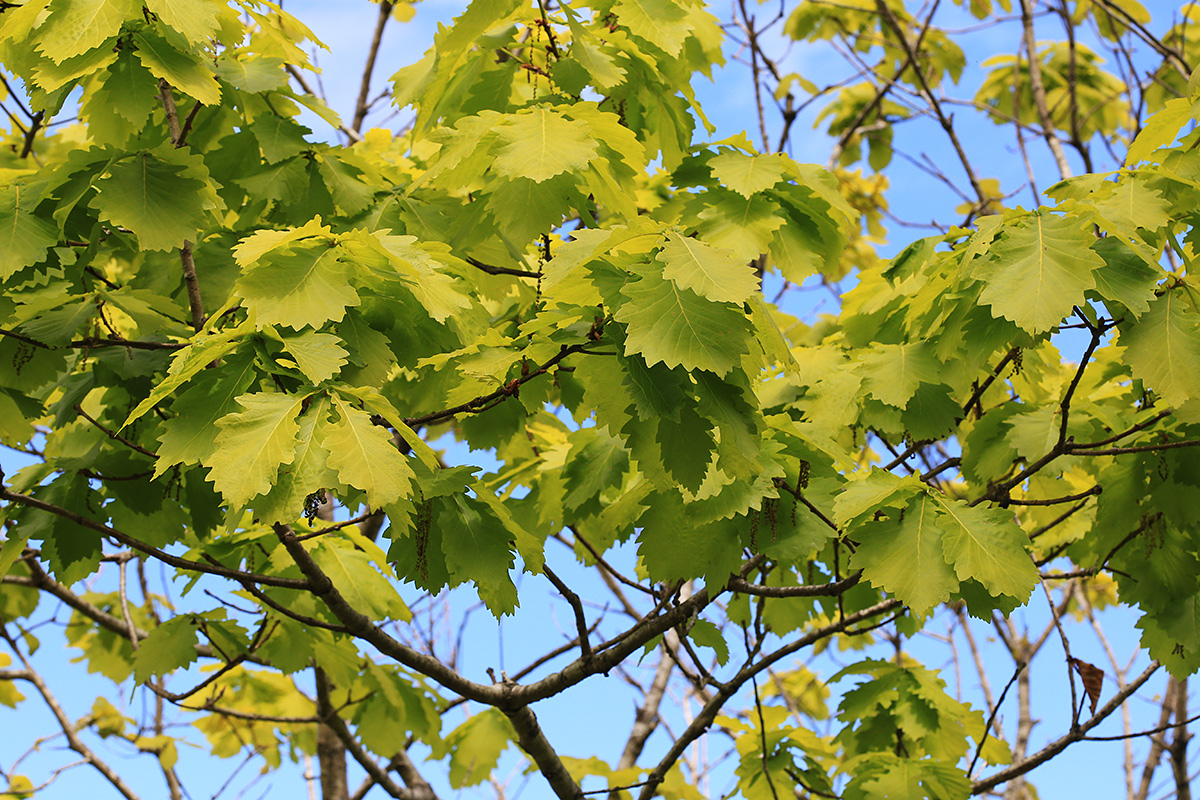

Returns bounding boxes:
[352,1,393,132]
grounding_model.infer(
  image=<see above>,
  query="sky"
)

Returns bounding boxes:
[1,0,1190,798]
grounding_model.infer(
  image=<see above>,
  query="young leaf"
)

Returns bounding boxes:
[1122,287,1200,407]
[321,395,414,509]
[133,615,201,682]
[848,493,958,615]
[492,108,599,183]
[234,243,361,330]
[656,230,759,304]
[935,497,1037,603]
[35,0,136,64]
[312,539,411,622]
[615,274,751,375]
[205,392,306,509]
[709,151,790,198]
[972,212,1102,334]
[278,330,349,385]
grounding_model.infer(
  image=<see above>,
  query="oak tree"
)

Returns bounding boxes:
[1,0,1199,798]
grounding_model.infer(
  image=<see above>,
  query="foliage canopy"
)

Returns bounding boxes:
[1,0,1200,798]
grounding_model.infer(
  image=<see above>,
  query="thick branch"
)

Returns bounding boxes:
[726,570,861,598]
[503,704,584,800]
[274,523,723,706]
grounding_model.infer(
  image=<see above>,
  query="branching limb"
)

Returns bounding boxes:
[615,644,674,775]
[726,570,861,598]
[463,256,542,279]
[1,626,144,800]
[404,344,588,428]
[972,661,1161,794]
[873,0,989,210]
[637,599,902,800]
[73,405,158,458]
[1170,677,1192,800]
[274,523,722,706]
[1133,677,1177,800]
[316,669,409,800]
[3,558,255,664]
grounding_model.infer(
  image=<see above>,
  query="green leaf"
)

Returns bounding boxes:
[833,470,922,528]
[20,473,102,584]
[695,191,786,262]
[89,149,211,251]
[843,754,971,800]
[688,618,729,665]
[146,0,225,42]
[123,323,249,429]
[563,14,625,89]
[234,243,362,330]
[313,539,410,622]
[1089,237,1161,318]
[133,615,200,682]
[370,235,472,323]
[709,152,790,198]
[205,392,305,509]
[132,29,221,105]
[935,497,1037,603]
[81,46,160,145]
[321,395,414,509]
[615,274,752,375]
[154,354,257,476]
[848,494,958,615]
[318,154,375,215]
[250,114,313,164]
[36,0,137,64]
[440,493,518,616]
[1126,97,1198,165]
[657,231,759,304]
[492,109,599,183]
[1122,287,1200,407]
[972,212,1102,334]
[654,402,715,492]
[252,394,340,524]
[613,0,690,55]
[857,343,941,409]
[278,330,349,384]
[445,708,515,788]
[0,185,57,280]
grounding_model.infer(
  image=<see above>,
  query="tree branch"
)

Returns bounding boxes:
[2,627,144,800]
[352,1,393,132]
[0,488,309,589]
[503,703,585,799]
[972,661,1161,794]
